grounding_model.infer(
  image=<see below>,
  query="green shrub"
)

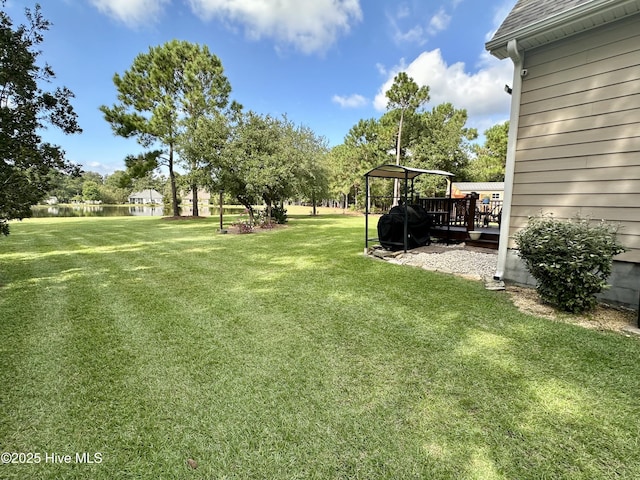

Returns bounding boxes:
[260,205,288,225]
[272,205,288,224]
[514,215,625,313]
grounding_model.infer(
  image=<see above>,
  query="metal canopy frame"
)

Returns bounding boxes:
[364,164,455,253]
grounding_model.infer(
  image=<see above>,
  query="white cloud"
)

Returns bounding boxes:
[86,161,115,174]
[374,48,513,131]
[389,4,455,46]
[332,94,368,108]
[396,4,411,19]
[394,25,427,45]
[427,8,451,36]
[90,0,169,27]
[188,0,362,54]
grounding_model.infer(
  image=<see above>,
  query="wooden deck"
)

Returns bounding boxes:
[430,225,500,250]
[420,195,502,250]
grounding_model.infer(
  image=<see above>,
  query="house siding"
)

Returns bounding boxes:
[128,189,163,205]
[508,13,640,265]
[182,189,211,204]
[453,182,504,200]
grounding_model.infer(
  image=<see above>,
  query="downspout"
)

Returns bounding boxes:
[494,39,523,280]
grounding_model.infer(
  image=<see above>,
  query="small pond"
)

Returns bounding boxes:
[31,205,246,217]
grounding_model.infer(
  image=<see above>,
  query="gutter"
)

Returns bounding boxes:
[494,39,523,281]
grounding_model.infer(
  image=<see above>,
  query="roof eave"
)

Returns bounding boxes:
[486,0,640,59]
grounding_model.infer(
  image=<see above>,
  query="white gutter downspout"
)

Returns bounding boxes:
[494,39,523,280]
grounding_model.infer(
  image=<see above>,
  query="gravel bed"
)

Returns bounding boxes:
[384,247,498,280]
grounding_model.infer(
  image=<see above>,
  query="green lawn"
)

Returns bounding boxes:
[1,214,639,479]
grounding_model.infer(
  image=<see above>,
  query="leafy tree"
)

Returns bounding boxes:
[207,111,330,221]
[105,170,132,190]
[256,115,301,215]
[96,185,123,204]
[213,110,262,222]
[411,103,477,195]
[0,2,81,234]
[222,112,295,222]
[103,171,132,204]
[177,107,237,216]
[385,72,430,201]
[291,125,329,216]
[82,171,103,185]
[467,121,509,182]
[44,170,82,203]
[178,99,243,214]
[326,144,355,209]
[100,40,232,217]
[345,118,389,166]
[82,180,101,202]
[138,174,167,194]
[343,118,390,208]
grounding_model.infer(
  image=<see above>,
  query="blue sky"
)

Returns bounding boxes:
[6,0,517,175]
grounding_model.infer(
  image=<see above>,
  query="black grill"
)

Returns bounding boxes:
[377,205,432,251]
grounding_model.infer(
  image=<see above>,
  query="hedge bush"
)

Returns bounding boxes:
[514,215,625,313]
[259,205,288,225]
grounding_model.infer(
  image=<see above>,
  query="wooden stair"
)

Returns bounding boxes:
[466,238,499,250]
[466,229,499,250]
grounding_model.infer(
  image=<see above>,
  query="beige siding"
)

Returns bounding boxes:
[515,179,640,195]
[520,86,640,120]
[510,13,640,263]
[514,152,640,172]
[516,165,640,182]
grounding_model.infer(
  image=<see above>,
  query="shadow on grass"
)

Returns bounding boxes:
[1,215,639,479]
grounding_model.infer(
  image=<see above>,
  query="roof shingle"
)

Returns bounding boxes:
[491,0,591,41]
[486,0,640,59]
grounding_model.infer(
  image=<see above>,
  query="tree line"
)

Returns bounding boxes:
[328,72,508,210]
[1,3,507,234]
[44,170,165,205]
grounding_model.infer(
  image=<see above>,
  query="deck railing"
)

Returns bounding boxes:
[416,195,502,230]
[416,195,474,231]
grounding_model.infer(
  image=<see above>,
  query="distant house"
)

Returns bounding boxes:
[452,182,504,201]
[182,189,211,204]
[486,0,640,307]
[128,189,163,205]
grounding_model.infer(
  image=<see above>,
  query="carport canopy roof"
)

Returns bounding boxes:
[365,164,454,180]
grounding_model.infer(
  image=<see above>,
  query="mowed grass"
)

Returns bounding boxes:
[1,214,639,479]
